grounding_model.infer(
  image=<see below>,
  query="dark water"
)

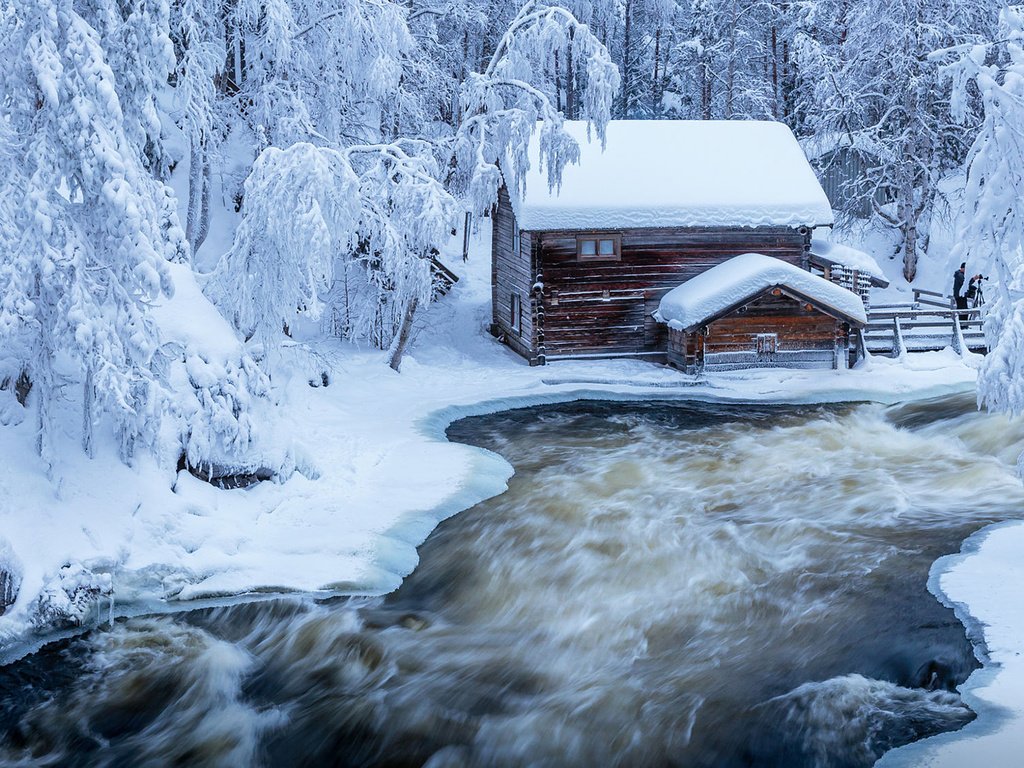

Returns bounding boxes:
[2,394,1024,767]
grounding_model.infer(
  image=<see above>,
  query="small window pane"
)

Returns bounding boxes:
[580,239,597,256]
[598,239,616,255]
[510,293,521,334]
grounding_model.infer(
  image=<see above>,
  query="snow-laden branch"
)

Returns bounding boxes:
[449,0,619,216]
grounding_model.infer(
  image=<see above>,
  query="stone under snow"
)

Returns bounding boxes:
[513,120,835,231]
[654,253,868,331]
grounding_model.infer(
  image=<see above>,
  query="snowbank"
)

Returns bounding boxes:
[512,120,835,231]
[654,252,868,331]
[878,521,1024,767]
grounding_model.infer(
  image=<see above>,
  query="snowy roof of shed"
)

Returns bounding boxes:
[653,253,868,331]
[512,120,835,231]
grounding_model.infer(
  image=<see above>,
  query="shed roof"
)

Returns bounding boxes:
[654,253,868,331]
[512,120,834,232]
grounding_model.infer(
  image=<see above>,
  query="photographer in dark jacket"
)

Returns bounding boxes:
[953,263,984,326]
[953,263,967,312]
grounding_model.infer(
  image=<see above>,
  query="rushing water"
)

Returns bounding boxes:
[2,393,1024,767]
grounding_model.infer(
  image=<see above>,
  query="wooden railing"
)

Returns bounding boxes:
[911,287,954,309]
[862,305,986,356]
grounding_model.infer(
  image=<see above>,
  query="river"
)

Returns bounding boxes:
[1,393,1022,767]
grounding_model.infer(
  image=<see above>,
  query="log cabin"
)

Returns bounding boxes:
[490,120,871,369]
[653,253,868,372]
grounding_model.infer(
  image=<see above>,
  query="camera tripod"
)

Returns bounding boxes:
[970,280,986,309]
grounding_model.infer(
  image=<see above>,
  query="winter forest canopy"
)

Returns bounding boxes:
[2,0,1024,470]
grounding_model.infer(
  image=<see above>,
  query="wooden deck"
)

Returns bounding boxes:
[860,289,987,357]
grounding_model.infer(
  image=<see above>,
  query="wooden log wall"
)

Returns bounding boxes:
[491,187,536,362]
[667,292,850,373]
[703,293,842,354]
[536,227,809,359]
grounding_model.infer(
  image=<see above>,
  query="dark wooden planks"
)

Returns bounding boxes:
[491,187,537,361]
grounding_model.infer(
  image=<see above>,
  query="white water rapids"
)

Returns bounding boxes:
[1,394,1023,767]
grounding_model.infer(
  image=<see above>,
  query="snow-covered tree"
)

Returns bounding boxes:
[942,6,1024,439]
[0,0,185,464]
[795,0,991,281]
[208,0,618,372]
[171,0,225,255]
[451,0,620,215]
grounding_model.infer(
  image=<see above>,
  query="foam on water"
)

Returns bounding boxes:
[1,394,1022,767]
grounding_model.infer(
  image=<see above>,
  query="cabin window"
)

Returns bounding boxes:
[755,333,778,358]
[510,293,522,335]
[513,229,521,254]
[576,234,621,261]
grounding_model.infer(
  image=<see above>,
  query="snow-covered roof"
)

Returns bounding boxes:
[809,238,888,286]
[512,120,834,231]
[654,253,868,331]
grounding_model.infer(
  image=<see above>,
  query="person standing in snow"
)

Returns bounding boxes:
[953,263,968,326]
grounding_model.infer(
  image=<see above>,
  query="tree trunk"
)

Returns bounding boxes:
[566,26,576,119]
[701,59,712,120]
[899,178,918,282]
[620,0,633,118]
[554,49,562,113]
[388,296,420,372]
[652,29,661,117]
[902,223,918,283]
[725,0,737,119]
[185,138,201,247]
[186,138,212,256]
[82,364,94,459]
[197,149,211,251]
[771,24,779,119]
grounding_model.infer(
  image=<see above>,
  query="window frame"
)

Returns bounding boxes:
[575,233,622,262]
[510,292,522,335]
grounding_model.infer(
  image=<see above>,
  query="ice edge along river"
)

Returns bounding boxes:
[878,518,1024,767]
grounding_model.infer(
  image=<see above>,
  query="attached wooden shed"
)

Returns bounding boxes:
[653,253,868,372]
[491,120,840,365]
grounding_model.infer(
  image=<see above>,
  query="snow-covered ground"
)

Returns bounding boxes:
[0,218,1019,764]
